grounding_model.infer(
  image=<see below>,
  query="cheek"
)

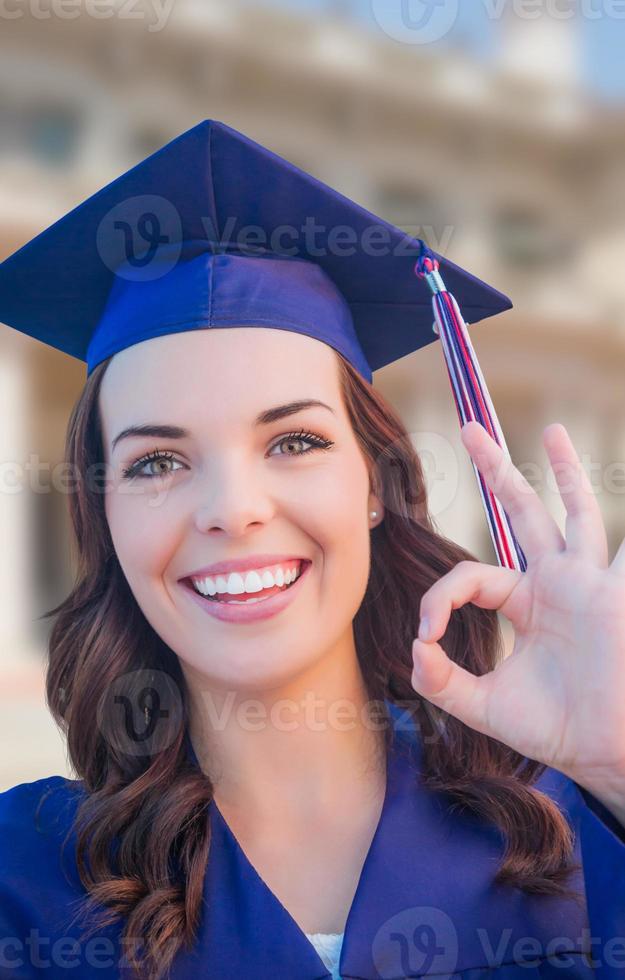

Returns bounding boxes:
[307,455,369,534]
[105,488,180,588]
[299,459,371,592]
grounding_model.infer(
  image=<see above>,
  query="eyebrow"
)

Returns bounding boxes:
[111,399,336,452]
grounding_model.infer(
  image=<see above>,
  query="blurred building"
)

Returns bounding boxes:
[1,0,624,785]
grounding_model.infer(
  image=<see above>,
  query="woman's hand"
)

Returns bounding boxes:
[411,420,625,799]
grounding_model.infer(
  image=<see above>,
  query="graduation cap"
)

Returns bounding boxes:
[0,118,525,572]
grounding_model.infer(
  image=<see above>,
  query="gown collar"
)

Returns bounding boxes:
[177,700,592,980]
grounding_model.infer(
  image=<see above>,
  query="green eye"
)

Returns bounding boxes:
[121,430,334,481]
[269,430,334,457]
[121,449,184,480]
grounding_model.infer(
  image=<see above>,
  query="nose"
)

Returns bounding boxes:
[192,458,275,536]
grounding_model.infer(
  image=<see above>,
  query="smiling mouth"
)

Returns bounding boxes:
[183,561,310,605]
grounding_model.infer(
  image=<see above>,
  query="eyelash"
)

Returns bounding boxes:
[120,429,335,480]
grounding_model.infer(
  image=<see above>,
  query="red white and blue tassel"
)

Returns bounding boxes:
[414,249,527,573]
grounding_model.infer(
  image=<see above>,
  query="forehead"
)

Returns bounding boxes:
[98,326,342,432]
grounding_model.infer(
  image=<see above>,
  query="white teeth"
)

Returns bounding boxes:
[191,561,303,598]
[226,572,245,594]
[243,570,264,593]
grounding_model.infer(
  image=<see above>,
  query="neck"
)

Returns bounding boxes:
[183,641,388,822]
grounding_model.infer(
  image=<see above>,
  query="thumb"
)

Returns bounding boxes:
[411,634,491,738]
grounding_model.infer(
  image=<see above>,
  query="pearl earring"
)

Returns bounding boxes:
[370,510,378,520]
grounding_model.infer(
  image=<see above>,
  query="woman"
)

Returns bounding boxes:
[0,119,624,980]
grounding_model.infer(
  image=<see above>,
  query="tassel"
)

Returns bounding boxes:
[415,248,527,573]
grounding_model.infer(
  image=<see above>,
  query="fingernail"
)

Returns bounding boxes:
[418,616,430,641]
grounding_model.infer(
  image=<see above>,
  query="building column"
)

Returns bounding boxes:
[0,337,37,665]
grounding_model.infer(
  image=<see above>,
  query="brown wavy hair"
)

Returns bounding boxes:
[41,351,582,980]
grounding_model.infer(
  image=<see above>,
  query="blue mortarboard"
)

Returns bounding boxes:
[0,118,524,570]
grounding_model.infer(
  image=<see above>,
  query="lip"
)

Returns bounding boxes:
[180,554,309,578]
[179,559,312,624]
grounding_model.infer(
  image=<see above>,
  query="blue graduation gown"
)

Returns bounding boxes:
[1,700,624,979]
